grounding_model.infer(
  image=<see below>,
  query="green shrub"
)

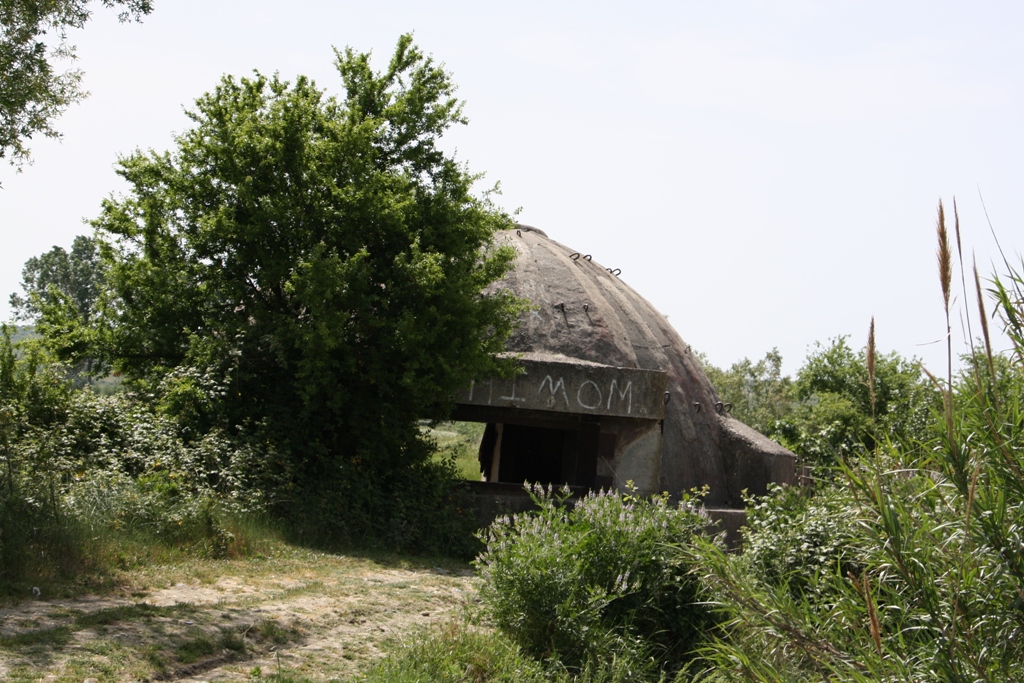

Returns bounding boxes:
[476,484,718,677]
[0,326,85,588]
[1,320,477,588]
[0,324,259,589]
[741,482,863,598]
[285,449,480,558]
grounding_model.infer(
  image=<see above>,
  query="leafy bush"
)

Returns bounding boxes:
[0,324,260,589]
[702,338,938,471]
[740,483,863,598]
[0,326,84,587]
[1,318,477,585]
[476,484,718,677]
[284,447,480,558]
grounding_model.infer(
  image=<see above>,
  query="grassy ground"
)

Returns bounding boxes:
[0,541,480,682]
[0,425,490,681]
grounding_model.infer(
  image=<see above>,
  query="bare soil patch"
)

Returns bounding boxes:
[0,548,479,682]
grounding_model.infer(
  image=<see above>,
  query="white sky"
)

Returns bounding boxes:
[2,1,1021,375]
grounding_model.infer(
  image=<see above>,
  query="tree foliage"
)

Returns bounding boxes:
[43,36,522,531]
[9,234,101,321]
[1,0,153,169]
[700,348,792,435]
[703,338,938,468]
[783,336,938,464]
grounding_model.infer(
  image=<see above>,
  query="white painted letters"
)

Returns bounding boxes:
[608,379,633,414]
[458,363,665,420]
[576,380,603,410]
[500,373,527,403]
[538,375,570,408]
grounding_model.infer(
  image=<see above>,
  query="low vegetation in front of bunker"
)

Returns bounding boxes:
[468,484,721,680]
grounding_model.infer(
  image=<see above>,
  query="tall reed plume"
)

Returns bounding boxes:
[867,316,877,450]
[936,200,955,448]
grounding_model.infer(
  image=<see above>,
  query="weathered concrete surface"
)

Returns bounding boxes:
[717,418,795,505]
[706,508,748,549]
[471,225,796,507]
[598,416,663,492]
[456,355,667,420]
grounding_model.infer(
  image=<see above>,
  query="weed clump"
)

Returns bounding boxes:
[363,621,549,683]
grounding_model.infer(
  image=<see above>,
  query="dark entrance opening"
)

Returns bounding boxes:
[477,420,599,488]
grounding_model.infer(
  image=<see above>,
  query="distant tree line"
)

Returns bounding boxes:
[699,337,940,470]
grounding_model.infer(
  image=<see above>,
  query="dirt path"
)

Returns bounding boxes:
[0,550,479,682]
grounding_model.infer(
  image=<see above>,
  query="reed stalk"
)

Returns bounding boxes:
[867,317,877,451]
[936,200,955,450]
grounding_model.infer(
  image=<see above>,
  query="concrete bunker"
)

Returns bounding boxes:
[456,226,796,533]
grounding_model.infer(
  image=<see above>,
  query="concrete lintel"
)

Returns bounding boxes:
[457,358,667,420]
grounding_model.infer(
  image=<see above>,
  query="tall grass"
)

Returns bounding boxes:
[690,204,1024,681]
[362,622,553,683]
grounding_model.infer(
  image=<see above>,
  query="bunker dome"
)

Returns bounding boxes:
[453,225,794,509]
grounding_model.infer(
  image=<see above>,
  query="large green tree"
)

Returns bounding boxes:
[1,0,153,168]
[46,36,521,499]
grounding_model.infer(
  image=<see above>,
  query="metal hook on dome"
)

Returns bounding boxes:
[664,391,671,404]
[516,229,522,237]
[570,252,580,260]
[694,402,701,413]
[724,402,733,414]
[715,401,727,414]
[584,254,592,261]
[610,268,621,276]
[583,303,589,312]
[555,302,569,328]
